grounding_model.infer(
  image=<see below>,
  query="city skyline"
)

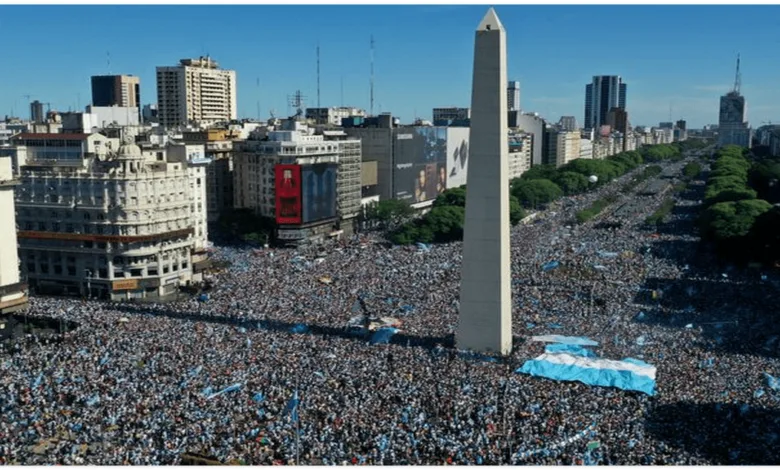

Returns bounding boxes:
[0,4,778,128]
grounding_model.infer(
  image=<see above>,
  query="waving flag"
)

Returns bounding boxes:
[287,390,300,422]
[518,349,656,396]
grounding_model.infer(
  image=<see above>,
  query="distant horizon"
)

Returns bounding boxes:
[0,4,777,128]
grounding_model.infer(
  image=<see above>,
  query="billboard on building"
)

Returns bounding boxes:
[445,127,470,189]
[394,127,448,203]
[275,164,302,225]
[301,163,337,224]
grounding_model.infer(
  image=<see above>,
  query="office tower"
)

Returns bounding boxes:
[91,75,141,107]
[718,56,752,147]
[507,81,520,111]
[584,75,627,130]
[156,57,237,129]
[30,100,44,124]
[458,8,513,356]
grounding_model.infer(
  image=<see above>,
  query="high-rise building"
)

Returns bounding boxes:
[584,75,627,130]
[0,155,28,313]
[607,107,629,134]
[30,100,45,124]
[507,81,521,111]
[676,119,687,131]
[458,8,513,356]
[156,57,237,129]
[233,119,362,244]
[558,116,578,131]
[91,75,141,108]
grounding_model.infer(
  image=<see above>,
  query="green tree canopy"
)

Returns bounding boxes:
[554,171,590,196]
[433,186,467,208]
[511,178,563,209]
[519,164,558,181]
[509,195,526,225]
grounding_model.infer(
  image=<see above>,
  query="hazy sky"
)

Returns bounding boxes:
[1,4,778,128]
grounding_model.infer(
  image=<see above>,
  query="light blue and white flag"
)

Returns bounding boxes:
[206,383,243,400]
[517,350,656,396]
[286,390,300,422]
[531,335,599,346]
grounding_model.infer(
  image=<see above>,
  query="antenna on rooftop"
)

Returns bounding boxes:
[106,51,111,74]
[340,76,344,108]
[370,35,375,116]
[733,53,741,94]
[669,102,672,122]
[288,90,306,119]
[316,43,321,109]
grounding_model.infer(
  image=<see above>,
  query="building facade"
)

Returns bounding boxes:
[718,91,752,147]
[13,133,208,301]
[0,156,28,313]
[507,81,520,111]
[30,101,45,124]
[305,107,367,126]
[233,120,362,244]
[432,107,471,125]
[91,75,141,108]
[156,57,237,129]
[558,116,578,132]
[508,132,532,179]
[182,130,236,223]
[584,75,627,130]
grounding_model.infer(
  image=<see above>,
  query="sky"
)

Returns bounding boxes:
[0,4,779,128]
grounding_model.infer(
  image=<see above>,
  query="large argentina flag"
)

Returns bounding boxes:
[517,344,657,396]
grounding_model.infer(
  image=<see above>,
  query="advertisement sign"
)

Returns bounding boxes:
[394,127,448,202]
[301,163,337,224]
[275,164,302,225]
[445,127,470,189]
[112,279,139,291]
[277,229,306,240]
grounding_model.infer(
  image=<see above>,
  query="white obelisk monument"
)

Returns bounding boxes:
[457,8,512,355]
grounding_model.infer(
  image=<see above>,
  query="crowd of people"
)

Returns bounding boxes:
[1,155,779,465]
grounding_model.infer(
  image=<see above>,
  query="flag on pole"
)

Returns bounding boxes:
[287,390,299,422]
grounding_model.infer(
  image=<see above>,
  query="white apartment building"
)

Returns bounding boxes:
[85,105,141,128]
[0,156,27,313]
[167,143,210,252]
[579,138,593,160]
[156,57,238,129]
[13,132,209,301]
[306,107,367,126]
[508,133,532,179]
[234,120,362,243]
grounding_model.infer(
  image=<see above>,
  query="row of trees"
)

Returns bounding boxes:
[512,143,688,212]
[698,145,780,264]
[388,187,527,245]
[383,141,704,245]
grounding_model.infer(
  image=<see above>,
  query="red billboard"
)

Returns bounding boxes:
[275,164,302,225]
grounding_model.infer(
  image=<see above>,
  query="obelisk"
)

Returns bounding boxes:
[457,7,512,355]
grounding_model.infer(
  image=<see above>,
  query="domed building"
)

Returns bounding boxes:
[13,130,207,301]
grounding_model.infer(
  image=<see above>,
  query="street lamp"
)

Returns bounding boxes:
[84,269,92,299]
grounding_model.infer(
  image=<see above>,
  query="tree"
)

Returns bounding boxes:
[509,195,526,225]
[511,179,563,209]
[422,205,465,242]
[700,199,772,241]
[682,162,702,179]
[748,159,780,204]
[748,206,780,264]
[372,199,414,230]
[433,186,467,208]
[519,164,558,181]
[554,171,590,196]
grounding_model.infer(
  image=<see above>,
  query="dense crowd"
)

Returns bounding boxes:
[2,156,779,465]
